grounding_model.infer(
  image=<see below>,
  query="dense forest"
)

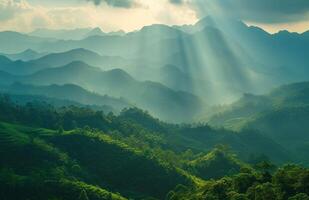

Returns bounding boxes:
[1,94,309,200]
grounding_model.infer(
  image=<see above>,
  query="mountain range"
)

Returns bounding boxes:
[1,16,308,105]
[0,82,130,111]
[0,61,202,122]
[208,81,309,164]
[1,15,309,200]
[1,16,309,119]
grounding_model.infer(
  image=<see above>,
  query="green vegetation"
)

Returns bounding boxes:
[208,81,309,165]
[168,165,309,200]
[185,146,244,180]
[0,90,309,199]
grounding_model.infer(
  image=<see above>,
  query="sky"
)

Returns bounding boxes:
[0,0,309,33]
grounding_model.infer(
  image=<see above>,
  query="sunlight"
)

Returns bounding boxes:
[1,0,309,199]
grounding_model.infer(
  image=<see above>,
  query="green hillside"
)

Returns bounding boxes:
[185,146,245,180]
[0,120,192,199]
[0,122,127,200]
[167,164,309,200]
[0,92,309,199]
[208,81,309,165]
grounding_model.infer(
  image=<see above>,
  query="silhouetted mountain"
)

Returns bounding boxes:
[33,48,133,69]
[4,93,114,112]
[29,28,92,40]
[1,83,130,111]
[0,61,202,122]
[0,55,51,75]
[1,19,309,106]
[0,55,11,65]
[1,49,47,61]
[84,28,125,38]
[0,48,134,76]
[129,24,185,39]
[30,27,126,40]
[85,27,106,38]
[0,31,55,53]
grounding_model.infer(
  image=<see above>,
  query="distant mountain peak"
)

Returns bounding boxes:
[35,48,101,65]
[139,24,181,34]
[90,27,104,33]
[66,48,98,55]
[0,55,12,64]
[195,15,247,31]
[22,49,37,53]
[64,60,95,68]
[106,68,134,80]
[85,27,106,38]
[195,16,216,27]
[42,60,100,73]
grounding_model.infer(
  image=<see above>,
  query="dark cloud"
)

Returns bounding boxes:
[86,0,135,8]
[190,0,309,23]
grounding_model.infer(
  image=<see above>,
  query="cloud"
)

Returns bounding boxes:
[0,0,102,32]
[0,0,31,21]
[184,0,309,23]
[169,0,184,5]
[86,0,136,8]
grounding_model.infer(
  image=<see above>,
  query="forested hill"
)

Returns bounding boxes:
[1,94,309,200]
[208,81,309,164]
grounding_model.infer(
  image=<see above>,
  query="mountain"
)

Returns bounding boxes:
[4,93,115,112]
[5,18,304,105]
[2,18,309,102]
[0,119,191,199]
[0,49,46,61]
[128,25,271,103]
[1,91,308,199]
[129,24,185,40]
[185,146,244,179]
[85,28,126,37]
[0,31,55,53]
[0,83,130,111]
[0,48,134,76]
[0,55,52,75]
[84,27,106,38]
[84,28,126,38]
[29,28,92,40]
[0,97,201,199]
[0,121,128,200]
[0,61,203,122]
[31,24,187,59]
[0,55,11,65]
[32,48,133,69]
[30,27,126,40]
[129,64,221,103]
[208,81,309,164]
[209,81,309,128]
[107,30,126,36]
[0,93,292,163]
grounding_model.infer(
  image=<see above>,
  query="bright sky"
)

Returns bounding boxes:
[0,0,308,33]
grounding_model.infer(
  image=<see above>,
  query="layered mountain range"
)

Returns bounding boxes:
[1,16,309,200]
